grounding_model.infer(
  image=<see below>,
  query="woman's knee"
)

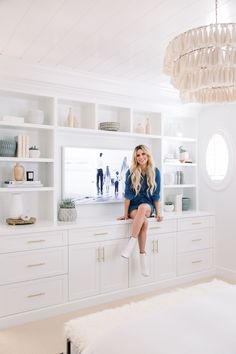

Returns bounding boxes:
[138,204,149,214]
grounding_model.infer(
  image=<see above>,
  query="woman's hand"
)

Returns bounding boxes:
[117,215,129,220]
[156,215,163,222]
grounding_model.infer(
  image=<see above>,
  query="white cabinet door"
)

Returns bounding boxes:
[69,243,100,301]
[100,239,128,293]
[153,234,176,281]
[129,240,155,287]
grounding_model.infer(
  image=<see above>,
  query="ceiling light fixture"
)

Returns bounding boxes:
[163,0,236,103]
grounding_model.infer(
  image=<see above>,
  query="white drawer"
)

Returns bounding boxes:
[69,224,128,244]
[177,229,212,253]
[0,276,67,318]
[178,216,210,231]
[148,219,177,235]
[177,250,212,276]
[0,230,67,253]
[0,247,68,285]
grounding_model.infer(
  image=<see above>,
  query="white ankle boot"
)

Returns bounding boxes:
[121,237,137,259]
[140,253,150,277]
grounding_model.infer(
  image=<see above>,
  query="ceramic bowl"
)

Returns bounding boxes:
[164,203,174,212]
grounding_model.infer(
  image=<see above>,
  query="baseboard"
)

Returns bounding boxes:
[0,269,216,329]
[215,266,236,283]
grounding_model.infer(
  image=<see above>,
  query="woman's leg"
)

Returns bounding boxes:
[130,204,151,239]
[138,218,148,253]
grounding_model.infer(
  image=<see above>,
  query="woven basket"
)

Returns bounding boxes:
[0,140,16,157]
[99,122,120,131]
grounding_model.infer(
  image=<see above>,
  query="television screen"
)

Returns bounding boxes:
[62,147,133,203]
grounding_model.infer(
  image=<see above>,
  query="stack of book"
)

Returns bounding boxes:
[3,180,43,188]
[15,135,30,158]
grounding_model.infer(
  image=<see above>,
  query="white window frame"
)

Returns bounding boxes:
[204,129,234,191]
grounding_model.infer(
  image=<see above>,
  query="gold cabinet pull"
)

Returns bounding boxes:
[102,247,105,262]
[96,248,100,262]
[27,239,46,244]
[152,240,155,253]
[191,238,202,242]
[27,262,45,268]
[93,232,108,236]
[155,240,159,253]
[192,260,202,264]
[27,292,45,298]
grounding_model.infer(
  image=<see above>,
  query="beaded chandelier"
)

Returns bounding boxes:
[163,0,236,103]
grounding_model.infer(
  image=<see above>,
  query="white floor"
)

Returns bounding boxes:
[0,278,216,354]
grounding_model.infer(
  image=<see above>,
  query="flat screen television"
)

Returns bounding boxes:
[62,147,133,204]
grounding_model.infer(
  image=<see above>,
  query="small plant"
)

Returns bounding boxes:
[165,201,173,205]
[29,145,39,150]
[59,198,75,209]
[179,145,187,153]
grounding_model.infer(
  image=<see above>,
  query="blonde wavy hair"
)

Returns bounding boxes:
[130,145,157,196]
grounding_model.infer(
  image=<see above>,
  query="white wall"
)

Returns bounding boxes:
[198,104,236,280]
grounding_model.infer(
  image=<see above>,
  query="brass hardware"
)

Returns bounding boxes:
[27,262,45,268]
[93,232,108,236]
[102,247,105,262]
[152,240,155,253]
[192,260,202,264]
[155,240,159,253]
[27,292,45,298]
[191,238,202,242]
[192,222,202,225]
[96,248,100,262]
[27,239,46,244]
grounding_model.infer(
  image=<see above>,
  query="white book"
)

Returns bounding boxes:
[2,116,25,124]
[17,135,23,157]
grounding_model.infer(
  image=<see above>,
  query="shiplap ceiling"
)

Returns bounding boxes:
[0,0,235,88]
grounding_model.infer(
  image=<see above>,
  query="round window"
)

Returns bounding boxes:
[205,131,233,190]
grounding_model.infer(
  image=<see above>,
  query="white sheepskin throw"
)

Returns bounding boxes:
[65,280,234,354]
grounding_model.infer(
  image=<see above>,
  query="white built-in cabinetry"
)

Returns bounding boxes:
[0,89,198,224]
[0,213,214,328]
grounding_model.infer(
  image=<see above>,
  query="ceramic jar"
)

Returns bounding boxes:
[13,163,24,181]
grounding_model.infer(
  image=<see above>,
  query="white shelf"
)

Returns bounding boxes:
[0,122,54,130]
[164,162,197,167]
[163,135,196,142]
[0,187,54,193]
[57,126,161,139]
[0,157,54,163]
[163,184,196,188]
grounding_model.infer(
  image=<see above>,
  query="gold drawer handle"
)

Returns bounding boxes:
[191,238,202,242]
[101,247,105,262]
[192,222,202,225]
[27,292,45,298]
[93,232,108,236]
[27,262,45,268]
[152,240,155,253]
[27,239,46,244]
[192,260,202,264]
[155,240,159,253]
[97,248,100,262]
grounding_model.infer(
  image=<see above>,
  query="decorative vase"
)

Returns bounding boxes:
[58,208,77,222]
[9,193,24,219]
[13,163,24,181]
[29,149,40,158]
[145,118,151,134]
[179,151,189,162]
[67,107,74,128]
[27,110,44,125]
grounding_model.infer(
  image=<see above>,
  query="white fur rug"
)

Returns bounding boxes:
[65,280,236,354]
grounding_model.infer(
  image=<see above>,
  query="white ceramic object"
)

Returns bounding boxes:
[9,193,24,219]
[164,203,174,212]
[29,149,40,158]
[27,110,44,125]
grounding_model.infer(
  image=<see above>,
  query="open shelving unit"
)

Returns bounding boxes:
[0,89,198,226]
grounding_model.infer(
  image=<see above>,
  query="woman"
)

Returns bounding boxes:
[118,145,162,277]
[104,165,111,194]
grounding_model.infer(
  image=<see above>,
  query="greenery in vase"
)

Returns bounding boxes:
[29,145,39,150]
[59,198,76,209]
[179,145,187,153]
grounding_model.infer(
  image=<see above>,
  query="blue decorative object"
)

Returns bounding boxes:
[0,140,16,157]
[182,197,191,211]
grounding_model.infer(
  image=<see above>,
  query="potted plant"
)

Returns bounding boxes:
[179,145,189,163]
[29,145,40,158]
[58,198,77,222]
[164,201,174,212]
